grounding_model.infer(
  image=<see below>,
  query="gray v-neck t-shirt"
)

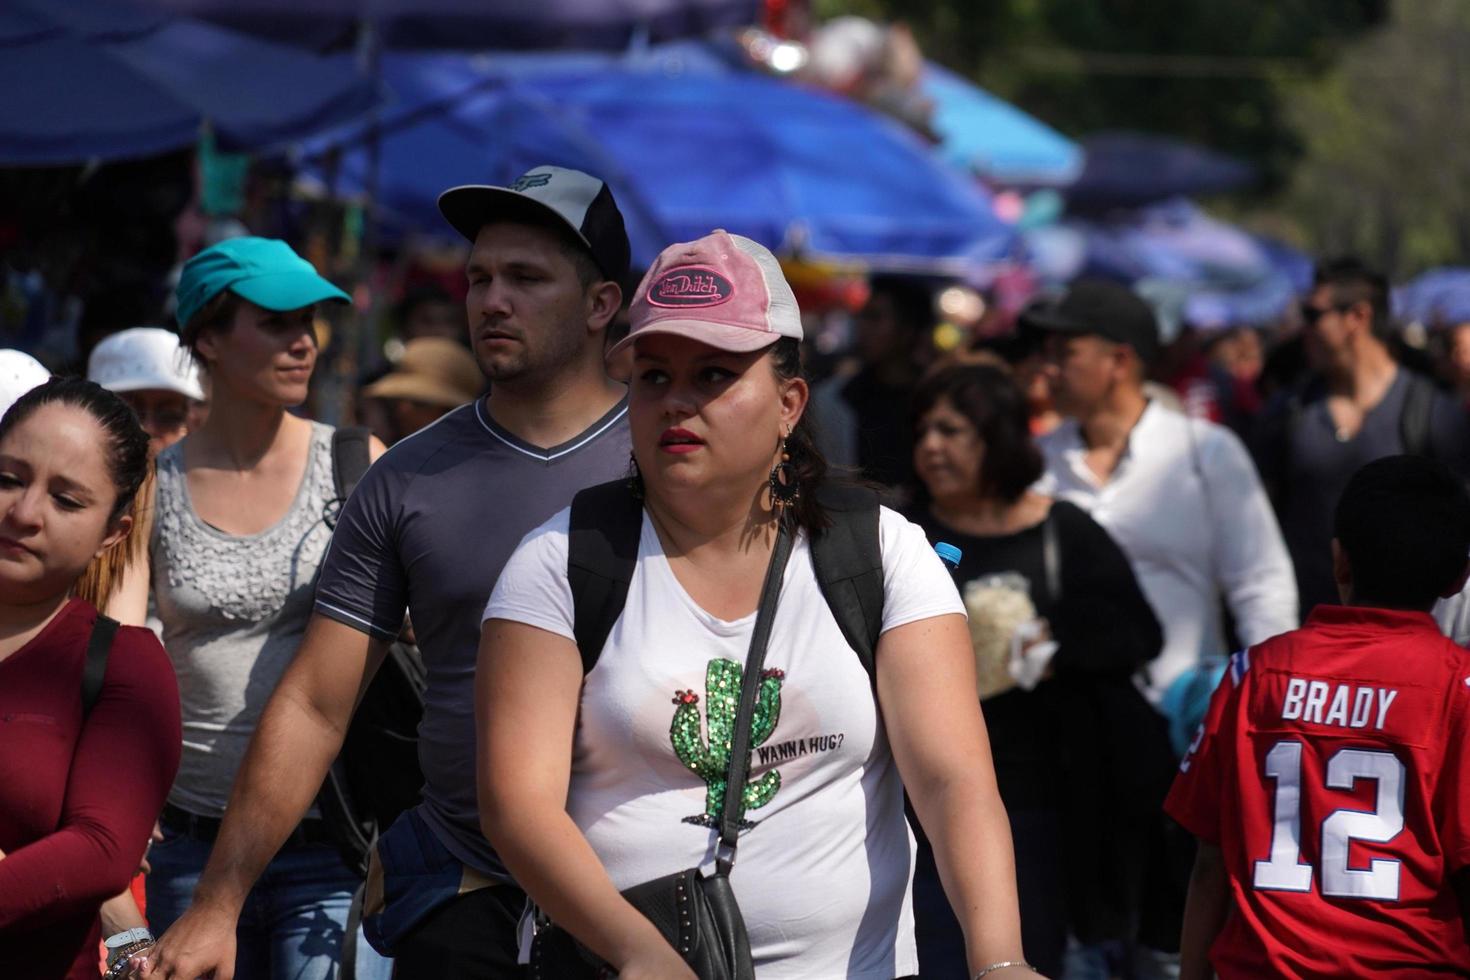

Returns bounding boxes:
[315,396,630,876]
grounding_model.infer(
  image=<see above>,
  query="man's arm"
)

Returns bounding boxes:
[1206,426,1299,643]
[1180,842,1229,980]
[140,615,386,980]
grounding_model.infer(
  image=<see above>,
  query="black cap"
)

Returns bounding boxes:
[1019,278,1160,365]
[437,165,631,283]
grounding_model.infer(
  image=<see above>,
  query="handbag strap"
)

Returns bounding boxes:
[715,522,794,875]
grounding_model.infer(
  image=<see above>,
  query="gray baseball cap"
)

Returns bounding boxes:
[438,165,630,282]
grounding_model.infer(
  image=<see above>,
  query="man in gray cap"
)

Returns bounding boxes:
[143,166,634,980]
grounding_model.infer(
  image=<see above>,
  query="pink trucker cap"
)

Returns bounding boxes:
[609,230,803,361]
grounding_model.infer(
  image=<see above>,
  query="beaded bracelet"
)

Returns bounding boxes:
[973,961,1038,979]
[103,940,153,979]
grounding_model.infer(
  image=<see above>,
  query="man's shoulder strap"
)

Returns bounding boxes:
[1400,370,1436,459]
[809,484,884,682]
[81,613,119,720]
[331,426,374,502]
[568,479,644,674]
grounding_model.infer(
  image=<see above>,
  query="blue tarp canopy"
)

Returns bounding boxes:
[1066,131,1258,211]
[300,48,1018,274]
[921,63,1082,187]
[1394,268,1470,326]
[130,0,760,51]
[1027,198,1301,329]
[0,0,377,165]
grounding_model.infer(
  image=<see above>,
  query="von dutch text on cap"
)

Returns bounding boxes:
[649,268,734,308]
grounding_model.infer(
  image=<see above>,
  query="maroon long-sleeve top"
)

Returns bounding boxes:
[0,598,181,980]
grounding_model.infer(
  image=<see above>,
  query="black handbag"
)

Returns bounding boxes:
[529,524,794,980]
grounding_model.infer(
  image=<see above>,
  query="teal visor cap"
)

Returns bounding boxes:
[175,237,350,329]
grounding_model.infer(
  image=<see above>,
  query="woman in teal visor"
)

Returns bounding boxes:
[106,237,391,980]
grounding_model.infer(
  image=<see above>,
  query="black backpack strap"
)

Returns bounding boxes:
[332,426,374,501]
[1400,371,1436,459]
[810,484,884,681]
[324,426,372,532]
[81,613,118,720]
[568,480,644,674]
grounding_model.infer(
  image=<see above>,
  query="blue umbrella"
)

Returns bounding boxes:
[921,62,1082,186]
[1394,268,1470,326]
[130,0,760,51]
[302,49,1017,274]
[1058,198,1296,328]
[1066,131,1257,211]
[0,0,377,165]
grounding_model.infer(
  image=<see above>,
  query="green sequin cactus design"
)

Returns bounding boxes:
[670,658,786,828]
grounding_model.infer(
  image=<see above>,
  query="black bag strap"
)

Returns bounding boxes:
[81,613,118,720]
[808,484,884,680]
[1399,371,1436,459]
[568,480,886,681]
[331,426,373,504]
[1042,512,1062,603]
[716,523,793,876]
[568,480,644,674]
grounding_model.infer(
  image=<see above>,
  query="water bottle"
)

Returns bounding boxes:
[934,542,962,579]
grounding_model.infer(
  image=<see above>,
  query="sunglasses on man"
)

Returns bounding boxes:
[1299,301,1361,326]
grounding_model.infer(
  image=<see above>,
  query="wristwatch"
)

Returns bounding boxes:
[103,927,154,975]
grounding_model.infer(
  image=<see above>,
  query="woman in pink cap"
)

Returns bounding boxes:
[478,232,1038,980]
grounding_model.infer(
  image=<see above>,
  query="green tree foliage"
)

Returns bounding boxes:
[1281,0,1470,275]
[818,0,1386,189]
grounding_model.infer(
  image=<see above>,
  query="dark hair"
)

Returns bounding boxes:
[1314,256,1392,343]
[770,337,832,534]
[910,363,1043,503]
[179,288,242,367]
[0,377,150,522]
[1333,455,1470,609]
[626,337,834,534]
[866,274,933,335]
[394,284,454,326]
[484,213,603,291]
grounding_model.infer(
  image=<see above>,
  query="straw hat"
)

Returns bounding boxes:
[364,338,481,408]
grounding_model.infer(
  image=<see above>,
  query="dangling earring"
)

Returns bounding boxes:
[768,434,800,517]
[626,451,645,500]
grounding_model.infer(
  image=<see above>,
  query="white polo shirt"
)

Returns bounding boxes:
[1035,400,1298,701]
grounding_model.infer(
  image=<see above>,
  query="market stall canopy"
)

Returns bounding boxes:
[1027,198,1299,329]
[1394,268,1470,327]
[1065,131,1257,211]
[300,48,1018,275]
[0,0,378,165]
[130,0,760,51]
[921,63,1082,187]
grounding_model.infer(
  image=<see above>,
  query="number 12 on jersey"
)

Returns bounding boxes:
[1253,740,1406,900]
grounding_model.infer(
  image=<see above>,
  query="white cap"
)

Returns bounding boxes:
[88,327,205,401]
[0,349,50,420]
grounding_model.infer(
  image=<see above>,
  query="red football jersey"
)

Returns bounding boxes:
[1166,606,1470,978]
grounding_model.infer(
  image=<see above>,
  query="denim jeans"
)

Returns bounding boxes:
[147,824,393,980]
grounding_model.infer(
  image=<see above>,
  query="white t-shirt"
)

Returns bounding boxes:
[484,506,964,979]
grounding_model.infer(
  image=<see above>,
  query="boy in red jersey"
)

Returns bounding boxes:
[1168,454,1470,979]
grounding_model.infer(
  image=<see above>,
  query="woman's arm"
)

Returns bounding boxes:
[877,613,1038,978]
[1179,842,1228,980]
[475,618,695,980]
[0,631,181,929]
[99,890,148,935]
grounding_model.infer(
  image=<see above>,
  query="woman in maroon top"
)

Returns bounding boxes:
[0,378,181,980]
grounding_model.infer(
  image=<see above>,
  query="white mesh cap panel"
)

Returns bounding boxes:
[730,234,804,341]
